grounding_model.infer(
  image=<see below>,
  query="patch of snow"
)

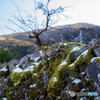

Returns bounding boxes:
[34,56,40,62]
[14,81,20,86]
[53,77,57,82]
[29,84,36,88]
[71,77,75,80]
[24,65,34,72]
[81,72,85,75]
[16,64,20,68]
[39,50,45,57]
[70,46,81,52]
[0,66,8,72]
[65,90,71,94]
[57,96,61,99]
[85,77,89,81]
[2,98,7,100]
[13,67,23,73]
[34,61,41,67]
[91,57,100,62]
[69,63,74,67]
[59,60,67,66]
[72,79,81,84]
[47,58,50,60]
[82,50,88,57]
[81,88,86,92]
[63,43,67,46]
[33,73,37,76]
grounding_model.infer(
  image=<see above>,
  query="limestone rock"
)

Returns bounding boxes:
[88,38,97,49]
[19,53,38,68]
[87,59,100,92]
[8,60,19,73]
[73,45,88,60]
[94,45,100,57]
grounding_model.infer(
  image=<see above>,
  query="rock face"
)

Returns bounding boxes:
[19,53,38,68]
[87,59,100,90]
[8,60,19,73]
[1,41,100,100]
[94,45,100,56]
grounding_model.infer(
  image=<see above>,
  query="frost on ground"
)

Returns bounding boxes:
[72,79,81,84]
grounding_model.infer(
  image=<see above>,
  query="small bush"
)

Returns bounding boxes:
[0,50,15,63]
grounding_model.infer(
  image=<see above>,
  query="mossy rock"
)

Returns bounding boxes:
[96,58,100,64]
[10,72,21,84]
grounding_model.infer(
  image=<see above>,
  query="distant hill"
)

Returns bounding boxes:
[0,23,100,59]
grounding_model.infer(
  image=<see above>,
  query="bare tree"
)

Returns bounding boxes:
[7,0,70,47]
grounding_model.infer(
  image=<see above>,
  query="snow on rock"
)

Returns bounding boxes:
[81,88,86,92]
[14,81,20,86]
[63,43,67,46]
[70,46,81,52]
[59,60,67,66]
[0,66,8,72]
[24,65,34,72]
[91,57,100,62]
[39,50,45,57]
[33,73,37,76]
[85,77,89,81]
[34,61,41,67]
[2,98,7,100]
[81,50,88,57]
[34,56,40,62]
[72,79,81,84]
[29,84,36,88]
[53,77,57,82]
[65,90,71,94]
[69,63,74,67]
[13,67,23,73]
[81,72,85,75]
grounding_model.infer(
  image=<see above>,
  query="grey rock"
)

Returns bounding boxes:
[88,38,100,49]
[73,45,88,60]
[87,60,100,92]
[94,45,100,57]
[88,38,97,49]
[19,54,38,68]
[8,60,19,73]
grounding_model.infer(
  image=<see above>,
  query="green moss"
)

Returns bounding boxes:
[96,58,100,64]
[67,42,85,46]
[0,71,9,76]
[41,46,49,51]
[94,43,100,47]
[20,71,33,82]
[10,72,21,84]
[68,49,94,77]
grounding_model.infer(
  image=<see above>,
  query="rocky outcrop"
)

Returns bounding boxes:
[1,41,100,100]
[8,60,19,73]
[87,57,100,93]
[19,53,38,68]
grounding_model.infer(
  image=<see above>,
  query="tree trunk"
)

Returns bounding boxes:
[36,35,42,46]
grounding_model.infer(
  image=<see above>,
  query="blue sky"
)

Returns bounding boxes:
[0,0,100,35]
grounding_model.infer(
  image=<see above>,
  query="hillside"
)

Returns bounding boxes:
[0,23,100,59]
[0,36,33,59]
